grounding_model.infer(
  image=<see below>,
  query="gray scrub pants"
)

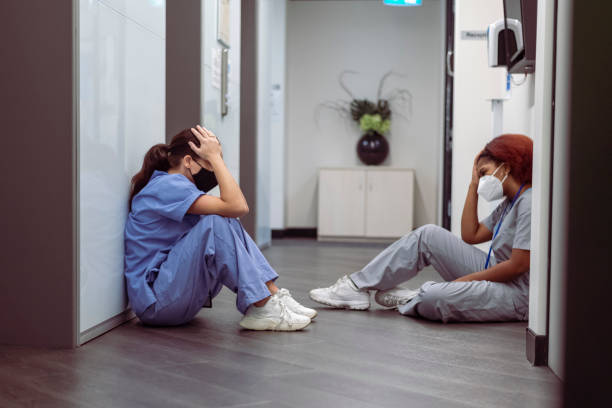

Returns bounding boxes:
[350,224,529,323]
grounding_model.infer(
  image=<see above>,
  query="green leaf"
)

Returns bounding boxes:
[359,114,391,134]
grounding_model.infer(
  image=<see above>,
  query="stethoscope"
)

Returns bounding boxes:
[484,182,528,269]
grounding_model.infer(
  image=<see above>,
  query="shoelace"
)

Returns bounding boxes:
[275,297,294,329]
[279,289,300,309]
[329,276,347,293]
[278,288,292,299]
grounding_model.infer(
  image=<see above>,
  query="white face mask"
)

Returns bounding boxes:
[477,164,508,201]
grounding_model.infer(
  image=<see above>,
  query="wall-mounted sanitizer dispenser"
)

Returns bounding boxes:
[487,18,523,67]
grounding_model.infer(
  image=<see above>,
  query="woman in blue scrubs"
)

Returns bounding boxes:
[124,125,315,331]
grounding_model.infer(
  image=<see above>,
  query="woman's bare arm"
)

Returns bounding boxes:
[454,249,530,282]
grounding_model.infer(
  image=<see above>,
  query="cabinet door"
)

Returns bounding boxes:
[318,170,365,237]
[365,170,414,238]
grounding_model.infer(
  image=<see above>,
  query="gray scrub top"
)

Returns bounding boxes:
[481,188,532,285]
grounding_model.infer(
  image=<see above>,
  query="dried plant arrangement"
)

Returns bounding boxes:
[316,70,413,165]
[316,70,413,133]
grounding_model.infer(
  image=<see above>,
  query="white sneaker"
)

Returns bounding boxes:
[239,294,311,331]
[277,288,318,319]
[309,275,370,310]
[374,286,419,308]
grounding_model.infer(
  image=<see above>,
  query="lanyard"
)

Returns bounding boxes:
[484,183,527,269]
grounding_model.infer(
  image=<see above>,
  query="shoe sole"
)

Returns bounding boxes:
[374,294,400,308]
[239,317,311,331]
[308,292,370,310]
[374,292,418,308]
[374,300,399,308]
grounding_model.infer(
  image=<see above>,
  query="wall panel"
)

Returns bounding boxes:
[78,0,165,336]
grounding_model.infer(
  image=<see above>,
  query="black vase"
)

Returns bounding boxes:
[356,131,389,165]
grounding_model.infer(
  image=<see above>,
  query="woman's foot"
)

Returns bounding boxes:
[309,275,370,310]
[277,288,318,319]
[374,287,419,308]
[239,294,311,331]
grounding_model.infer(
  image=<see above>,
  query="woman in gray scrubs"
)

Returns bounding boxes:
[310,134,533,322]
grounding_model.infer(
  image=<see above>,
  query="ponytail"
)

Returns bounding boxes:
[128,129,201,210]
[129,143,170,210]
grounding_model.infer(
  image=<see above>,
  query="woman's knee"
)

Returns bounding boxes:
[399,223,436,242]
[194,214,230,233]
[413,224,452,252]
[416,224,444,240]
[203,214,228,224]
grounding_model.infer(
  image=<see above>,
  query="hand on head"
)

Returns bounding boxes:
[472,149,485,185]
[189,125,222,168]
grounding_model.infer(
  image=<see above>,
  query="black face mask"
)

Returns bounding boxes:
[192,166,218,192]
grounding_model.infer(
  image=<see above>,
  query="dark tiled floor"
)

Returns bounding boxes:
[0,239,561,407]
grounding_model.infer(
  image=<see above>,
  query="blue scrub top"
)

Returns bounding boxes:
[124,170,204,315]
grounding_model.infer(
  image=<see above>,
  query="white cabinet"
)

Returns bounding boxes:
[318,168,414,241]
[318,169,366,237]
[365,170,414,238]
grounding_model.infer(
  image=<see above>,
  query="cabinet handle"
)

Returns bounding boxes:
[368,184,373,192]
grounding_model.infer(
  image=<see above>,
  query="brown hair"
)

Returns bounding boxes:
[477,133,533,184]
[128,129,200,209]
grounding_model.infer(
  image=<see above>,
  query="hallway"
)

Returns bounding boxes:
[0,240,560,408]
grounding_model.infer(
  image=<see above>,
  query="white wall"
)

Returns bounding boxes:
[201,0,242,186]
[258,0,287,232]
[257,0,287,242]
[78,0,165,333]
[286,0,444,229]
[451,0,534,239]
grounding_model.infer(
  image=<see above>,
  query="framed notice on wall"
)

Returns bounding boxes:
[217,0,230,47]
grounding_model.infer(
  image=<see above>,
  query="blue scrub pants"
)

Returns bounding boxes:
[350,224,529,323]
[139,215,278,326]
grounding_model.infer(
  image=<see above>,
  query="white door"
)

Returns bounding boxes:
[365,170,414,238]
[318,170,365,237]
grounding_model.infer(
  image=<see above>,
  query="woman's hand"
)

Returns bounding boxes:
[461,149,493,244]
[471,149,484,186]
[189,125,223,163]
[186,125,249,218]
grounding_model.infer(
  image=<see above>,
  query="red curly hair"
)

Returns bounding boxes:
[477,134,533,184]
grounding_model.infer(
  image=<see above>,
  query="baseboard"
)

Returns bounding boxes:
[272,228,317,238]
[526,327,548,366]
[317,236,398,244]
[79,309,136,346]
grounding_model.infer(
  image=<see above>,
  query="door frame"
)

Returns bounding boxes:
[441,0,455,230]
[239,0,257,239]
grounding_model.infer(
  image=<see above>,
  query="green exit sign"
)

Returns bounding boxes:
[383,0,422,6]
